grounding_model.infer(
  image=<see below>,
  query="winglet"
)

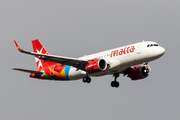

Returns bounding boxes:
[14,40,21,51]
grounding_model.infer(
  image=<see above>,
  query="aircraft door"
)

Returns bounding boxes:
[136,43,142,54]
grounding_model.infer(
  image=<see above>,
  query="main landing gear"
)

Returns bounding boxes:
[111,73,120,88]
[82,76,91,83]
[82,73,120,88]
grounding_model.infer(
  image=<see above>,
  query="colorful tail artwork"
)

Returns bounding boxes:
[32,39,54,71]
[30,39,71,80]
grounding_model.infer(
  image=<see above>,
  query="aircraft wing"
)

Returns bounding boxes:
[12,68,44,75]
[14,40,88,71]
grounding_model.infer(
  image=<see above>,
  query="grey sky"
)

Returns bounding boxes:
[0,0,180,120]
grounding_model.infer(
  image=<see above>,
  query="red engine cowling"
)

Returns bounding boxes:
[128,65,151,80]
[86,59,107,73]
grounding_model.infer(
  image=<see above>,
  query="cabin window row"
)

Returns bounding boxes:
[147,44,158,47]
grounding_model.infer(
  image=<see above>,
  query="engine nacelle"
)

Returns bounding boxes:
[128,65,151,80]
[86,59,107,73]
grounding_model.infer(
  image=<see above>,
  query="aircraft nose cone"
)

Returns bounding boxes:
[159,47,165,56]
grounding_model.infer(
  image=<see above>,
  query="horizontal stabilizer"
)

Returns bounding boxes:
[12,68,44,76]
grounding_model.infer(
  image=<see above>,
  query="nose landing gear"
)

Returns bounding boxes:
[111,73,120,88]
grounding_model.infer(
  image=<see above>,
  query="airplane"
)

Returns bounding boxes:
[13,39,165,88]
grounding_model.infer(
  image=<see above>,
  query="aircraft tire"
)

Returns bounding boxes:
[82,77,91,83]
[86,77,91,83]
[115,82,119,88]
[111,81,119,88]
[111,81,115,87]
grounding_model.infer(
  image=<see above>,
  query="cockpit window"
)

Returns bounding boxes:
[147,44,159,47]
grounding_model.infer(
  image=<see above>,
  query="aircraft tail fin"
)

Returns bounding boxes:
[31,39,54,71]
[32,39,49,55]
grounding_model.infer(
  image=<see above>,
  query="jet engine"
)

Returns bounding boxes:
[86,59,107,73]
[128,65,151,80]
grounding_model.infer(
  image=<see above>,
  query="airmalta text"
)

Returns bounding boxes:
[111,46,135,57]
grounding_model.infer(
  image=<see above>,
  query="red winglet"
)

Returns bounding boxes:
[14,40,21,51]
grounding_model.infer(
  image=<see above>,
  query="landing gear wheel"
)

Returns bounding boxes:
[83,76,91,83]
[111,73,120,88]
[86,77,91,83]
[115,81,119,88]
[111,81,115,87]
[111,81,119,88]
